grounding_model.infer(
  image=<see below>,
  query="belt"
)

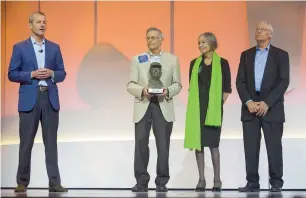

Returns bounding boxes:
[39,86,48,92]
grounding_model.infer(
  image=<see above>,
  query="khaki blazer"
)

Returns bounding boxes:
[127,51,182,123]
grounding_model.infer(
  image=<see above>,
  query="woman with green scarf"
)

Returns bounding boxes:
[184,32,232,192]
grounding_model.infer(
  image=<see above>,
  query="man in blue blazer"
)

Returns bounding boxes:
[8,11,67,193]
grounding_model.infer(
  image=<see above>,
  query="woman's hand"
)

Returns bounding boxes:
[223,92,230,103]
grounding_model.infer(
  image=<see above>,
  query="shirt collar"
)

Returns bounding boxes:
[148,50,162,56]
[256,43,270,51]
[30,36,45,45]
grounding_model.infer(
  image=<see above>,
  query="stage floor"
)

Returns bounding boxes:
[1,189,306,198]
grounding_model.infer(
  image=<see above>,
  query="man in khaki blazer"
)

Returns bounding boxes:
[127,27,182,192]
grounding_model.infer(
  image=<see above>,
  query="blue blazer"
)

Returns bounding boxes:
[8,38,66,112]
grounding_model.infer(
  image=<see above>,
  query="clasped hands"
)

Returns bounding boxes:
[247,100,269,116]
[31,68,53,80]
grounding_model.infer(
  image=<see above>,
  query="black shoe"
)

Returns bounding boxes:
[238,183,260,192]
[14,185,27,193]
[212,181,222,192]
[270,186,282,192]
[49,185,68,192]
[156,185,168,192]
[212,187,222,192]
[131,184,148,192]
[195,180,206,192]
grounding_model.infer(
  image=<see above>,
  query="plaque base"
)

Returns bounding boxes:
[148,88,164,95]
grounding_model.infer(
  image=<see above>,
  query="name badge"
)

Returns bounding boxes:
[138,55,148,63]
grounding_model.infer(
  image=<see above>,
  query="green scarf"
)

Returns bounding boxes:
[184,51,222,150]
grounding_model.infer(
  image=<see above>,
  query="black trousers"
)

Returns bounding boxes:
[134,102,173,186]
[17,89,61,187]
[242,117,284,187]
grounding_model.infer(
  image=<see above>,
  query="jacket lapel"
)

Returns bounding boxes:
[140,53,150,82]
[248,47,256,92]
[44,39,49,69]
[25,38,38,69]
[159,52,169,83]
[260,45,275,90]
[198,55,206,84]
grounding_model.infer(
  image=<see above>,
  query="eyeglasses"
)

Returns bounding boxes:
[255,28,270,32]
[145,36,161,41]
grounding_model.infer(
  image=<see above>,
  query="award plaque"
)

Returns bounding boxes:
[147,62,164,95]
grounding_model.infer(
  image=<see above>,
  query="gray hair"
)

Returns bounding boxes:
[257,20,273,35]
[29,11,45,24]
[198,32,218,51]
[146,27,163,38]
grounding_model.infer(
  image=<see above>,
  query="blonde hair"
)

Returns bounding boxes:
[29,11,45,24]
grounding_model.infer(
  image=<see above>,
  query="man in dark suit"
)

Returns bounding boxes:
[8,11,67,193]
[236,21,290,193]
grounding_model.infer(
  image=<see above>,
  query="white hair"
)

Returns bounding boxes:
[146,27,163,38]
[257,20,273,35]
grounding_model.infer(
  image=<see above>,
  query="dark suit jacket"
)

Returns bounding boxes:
[8,38,66,112]
[236,45,290,123]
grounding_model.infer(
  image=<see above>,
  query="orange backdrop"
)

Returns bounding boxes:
[1,1,306,118]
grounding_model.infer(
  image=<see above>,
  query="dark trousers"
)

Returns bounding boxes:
[134,102,173,186]
[17,89,61,187]
[243,117,284,187]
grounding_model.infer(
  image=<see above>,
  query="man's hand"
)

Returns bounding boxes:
[38,68,54,79]
[142,87,151,100]
[161,88,168,97]
[31,69,41,79]
[255,101,269,117]
[246,100,259,113]
[223,93,230,103]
